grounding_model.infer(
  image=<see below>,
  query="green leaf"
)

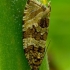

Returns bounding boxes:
[0,0,49,70]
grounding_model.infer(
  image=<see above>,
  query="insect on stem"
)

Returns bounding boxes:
[23,0,51,70]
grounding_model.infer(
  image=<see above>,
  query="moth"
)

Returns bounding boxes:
[22,0,51,70]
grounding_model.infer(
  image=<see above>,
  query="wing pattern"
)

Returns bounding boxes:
[23,0,51,70]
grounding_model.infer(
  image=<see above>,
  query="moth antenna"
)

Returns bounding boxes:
[47,39,51,50]
[41,40,51,67]
[45,39,51,54]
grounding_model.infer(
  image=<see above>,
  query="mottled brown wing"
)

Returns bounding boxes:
[23,0,51,70]
[23,0,43,22]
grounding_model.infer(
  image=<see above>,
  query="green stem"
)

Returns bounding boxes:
[40,52,49,70]
[0,0,49,70]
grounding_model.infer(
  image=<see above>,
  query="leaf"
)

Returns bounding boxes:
[0,0,49,70]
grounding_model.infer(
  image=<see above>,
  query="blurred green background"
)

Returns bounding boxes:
[0,0,70,70]
[47,0,70,70]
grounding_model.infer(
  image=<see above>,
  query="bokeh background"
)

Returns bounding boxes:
[47,0,70,70]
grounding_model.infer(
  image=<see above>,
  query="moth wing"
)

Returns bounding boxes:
[23,0,43,21]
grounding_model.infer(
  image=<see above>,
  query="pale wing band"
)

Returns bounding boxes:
[23,38,46,49]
